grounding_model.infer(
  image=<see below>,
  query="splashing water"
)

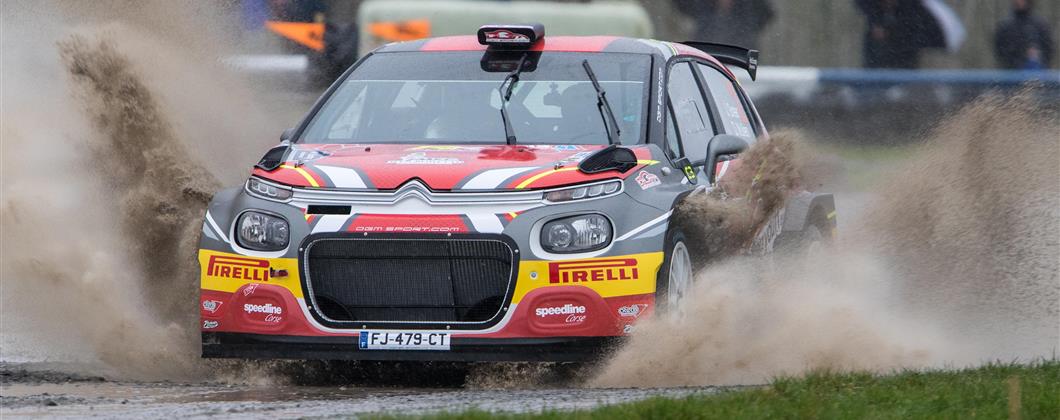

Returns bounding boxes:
[593,92,1059,387]
[1,1,280,380]
[1,1,1056,387]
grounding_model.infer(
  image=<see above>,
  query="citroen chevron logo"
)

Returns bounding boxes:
[393,180,432,203]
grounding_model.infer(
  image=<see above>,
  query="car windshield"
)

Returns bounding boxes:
[299,51,651,145]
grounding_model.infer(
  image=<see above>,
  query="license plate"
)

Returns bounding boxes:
[358,331,451,351]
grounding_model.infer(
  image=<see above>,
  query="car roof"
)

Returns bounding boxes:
[375,35,733,77]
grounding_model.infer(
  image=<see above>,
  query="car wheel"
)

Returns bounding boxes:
[773,216,831,258]
[657,230,694,319]
[801,224,826,256]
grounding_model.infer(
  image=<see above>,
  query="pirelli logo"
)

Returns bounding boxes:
[206,255,269,282]
[547,258,639,284]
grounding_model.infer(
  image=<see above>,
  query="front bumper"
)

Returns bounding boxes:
[203,332,622,362]
[199,184,669,362]
[200,277,654,362]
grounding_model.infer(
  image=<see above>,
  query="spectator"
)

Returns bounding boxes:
[269,0,325,23]
[855,0,941,69]
[994,0,1054,70]
[674,0,774,49]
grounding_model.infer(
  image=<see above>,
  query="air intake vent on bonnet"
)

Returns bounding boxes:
[255,145,289,171]
[578,145,638,174]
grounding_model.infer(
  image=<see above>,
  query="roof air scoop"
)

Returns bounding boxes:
[477,24,544,49]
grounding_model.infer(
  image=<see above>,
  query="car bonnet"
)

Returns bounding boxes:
[250,143,657,191]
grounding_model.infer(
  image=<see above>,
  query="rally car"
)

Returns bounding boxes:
[199,24,835,361]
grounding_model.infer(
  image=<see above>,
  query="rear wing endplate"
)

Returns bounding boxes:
[681,41,760,81]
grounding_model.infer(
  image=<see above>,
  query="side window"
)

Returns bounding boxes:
[666,62,714,164]
[696,63,756,139]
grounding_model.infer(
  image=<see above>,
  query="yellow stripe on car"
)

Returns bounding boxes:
[515,167,580,189]
[280,164,320,187]
[515,160,657,189]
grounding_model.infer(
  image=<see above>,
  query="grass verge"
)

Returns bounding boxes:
[390,361,1058,419]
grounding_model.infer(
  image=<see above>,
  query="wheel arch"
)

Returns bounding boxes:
[780,191,836,236]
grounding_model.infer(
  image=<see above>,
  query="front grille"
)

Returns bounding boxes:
[304,237,515,325]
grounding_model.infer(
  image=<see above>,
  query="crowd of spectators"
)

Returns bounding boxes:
[258,0,1055,70]
[994,0,1054,70]
[676,0,1054,70]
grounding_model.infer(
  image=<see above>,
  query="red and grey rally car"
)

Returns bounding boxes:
[199,24,835,361]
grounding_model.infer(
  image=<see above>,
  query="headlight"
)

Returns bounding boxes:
[236,211,289,251]
[544,180,621,203]
[540,214,612,253]
[246,177,293,202]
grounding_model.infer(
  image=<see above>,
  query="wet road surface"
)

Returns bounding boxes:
[1,363,725,418]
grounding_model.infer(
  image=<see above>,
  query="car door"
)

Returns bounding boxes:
[665,61,717,183]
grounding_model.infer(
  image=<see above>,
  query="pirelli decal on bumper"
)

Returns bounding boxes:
[199,250,303,298]
[512,252,663,304]
[205,254,270,282]
[199,249,663,304]
[548,258,639,283]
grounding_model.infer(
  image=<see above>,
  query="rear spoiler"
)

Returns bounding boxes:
[681,41,760,81]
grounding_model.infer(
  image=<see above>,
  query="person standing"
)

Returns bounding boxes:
[855,0,939,69]
[674,0,775,49]
[994,0,1055,70]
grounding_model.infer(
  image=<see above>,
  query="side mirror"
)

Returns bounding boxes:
[280,128,296,143]
[705,134,749,184]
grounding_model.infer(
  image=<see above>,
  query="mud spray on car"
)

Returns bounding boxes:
[1,1,1057,386]
[593,93,1059,387]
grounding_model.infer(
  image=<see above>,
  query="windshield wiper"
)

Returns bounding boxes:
[581,59,620,145]
[498,53,528,145]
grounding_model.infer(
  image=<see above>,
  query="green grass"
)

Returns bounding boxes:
[387,361,1059,419]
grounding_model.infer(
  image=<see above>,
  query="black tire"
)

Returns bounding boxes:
[773,209,832,255]
[655,230,692,315]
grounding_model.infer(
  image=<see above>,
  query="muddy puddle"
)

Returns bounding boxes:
[1,363,721,418]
